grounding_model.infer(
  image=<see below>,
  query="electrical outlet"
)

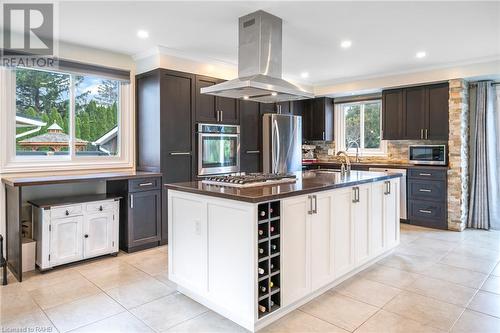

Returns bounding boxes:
[328,149,335,156]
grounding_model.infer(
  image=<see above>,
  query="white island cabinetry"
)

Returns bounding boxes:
[168,176,400,332]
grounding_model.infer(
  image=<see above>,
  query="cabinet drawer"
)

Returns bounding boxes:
[129,177,161,192]
[51,204,83,219]
[409,199,446,222]
[408,180,446,202]
[86,200,117,213]
[408,168,447,181]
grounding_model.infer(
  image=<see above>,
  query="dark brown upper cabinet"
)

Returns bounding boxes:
[404,86,427,140]
[195,75,239,124]
[382,82,449,140]
[303,97,334,141]
[427,83,449,140]
[382,89,403,140]
[240,100,262,173]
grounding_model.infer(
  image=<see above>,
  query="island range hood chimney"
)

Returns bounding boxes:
[200,10,314,103]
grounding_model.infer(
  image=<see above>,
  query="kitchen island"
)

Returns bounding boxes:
[165,170,401,332]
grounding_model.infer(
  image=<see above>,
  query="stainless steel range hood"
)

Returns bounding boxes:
[200,10,314,103]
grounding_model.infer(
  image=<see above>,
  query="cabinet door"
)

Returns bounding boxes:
[195,76,218,123]
[382,89,403,140]
[310,192,334,290]
[50,216,84,266]
[276,101,291,114]
[332,188,354,278]
[353,185,371,265]
[282,195,310,307]
[84,211,115,258]
[217,96,239,124]
[370,182,385,255]
[129,190,161,247]
[303,97,334,141]
[404,87,427,139]
[240,100,261,173]
[427,83,449,140]
[385,179,400,248]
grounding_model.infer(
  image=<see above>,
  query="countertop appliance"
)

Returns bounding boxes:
[198,123,240,176]
[263,114,302,174]
[369,167,407,220]
[408,145,447,165]
[202,173,296,188]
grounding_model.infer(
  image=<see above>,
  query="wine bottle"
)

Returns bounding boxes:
[259,305,267,313]
[259,210,266,217]
[271,244,277,251]
[260,286,267,293]
[270,226,275,233]
[269,281,274,289]
[258,267,265,275]
[259,248,264,254]
[269,300,275,307]
[269,208,274,214]
[270,263,274,270]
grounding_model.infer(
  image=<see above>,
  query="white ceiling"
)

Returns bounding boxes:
[53,1,500,84]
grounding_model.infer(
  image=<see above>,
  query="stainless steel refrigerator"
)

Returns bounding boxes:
[262,113,302,174]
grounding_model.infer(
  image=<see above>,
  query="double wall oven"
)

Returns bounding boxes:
[197,123,240,176]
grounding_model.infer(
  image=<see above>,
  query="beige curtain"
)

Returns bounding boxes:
[468,81,500,230]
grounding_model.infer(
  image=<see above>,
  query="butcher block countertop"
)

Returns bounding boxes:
[165,170,402,203]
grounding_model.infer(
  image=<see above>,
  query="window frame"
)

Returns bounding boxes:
[0,66,134,173]
[334,99,387,157]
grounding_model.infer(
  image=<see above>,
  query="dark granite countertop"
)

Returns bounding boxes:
[1,170,162,187]
[302,160,448,170]
[165,170,402,203]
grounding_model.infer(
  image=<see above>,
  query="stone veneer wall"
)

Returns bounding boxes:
[447,79,469,231]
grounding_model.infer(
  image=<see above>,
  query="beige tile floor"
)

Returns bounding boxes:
[1,224,500,332]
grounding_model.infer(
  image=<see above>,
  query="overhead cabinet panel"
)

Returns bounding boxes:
[404,86,427,140]
[427,83,449,140]
[382,89,403,140]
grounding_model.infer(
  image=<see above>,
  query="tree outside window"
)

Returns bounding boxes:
[15,67,120,157]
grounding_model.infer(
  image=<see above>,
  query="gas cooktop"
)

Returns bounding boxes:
[202,173,297,188]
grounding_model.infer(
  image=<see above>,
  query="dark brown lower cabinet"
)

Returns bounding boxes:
[107,177,162,252]
[407,168,448,229]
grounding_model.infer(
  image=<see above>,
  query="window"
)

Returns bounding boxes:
[335,99,386,156]
[14,67,121,158]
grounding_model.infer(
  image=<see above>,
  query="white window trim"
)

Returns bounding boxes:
[334,100,387,157]
[0,67,134,173]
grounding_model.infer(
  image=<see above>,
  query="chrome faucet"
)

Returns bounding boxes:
[347,141,361,163]
[336,150,351,176]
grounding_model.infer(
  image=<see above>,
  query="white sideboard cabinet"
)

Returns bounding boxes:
[30,195,120,270]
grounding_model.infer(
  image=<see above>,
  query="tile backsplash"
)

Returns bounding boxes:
[306,139,447,164]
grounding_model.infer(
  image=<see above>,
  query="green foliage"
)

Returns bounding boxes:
[15,68,119,149]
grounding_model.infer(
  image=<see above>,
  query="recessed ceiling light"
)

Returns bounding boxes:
[300,72,309,79]
[416,51,427,59]
[137,30,149,39]
[243,96,249,100]
[340,40,352,49]
[271,92,278,96]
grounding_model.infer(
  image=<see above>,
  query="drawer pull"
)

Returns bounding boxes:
[139,182,153,187]
[170,152,191,156]
[99,205,103,211]
[419,173,432,176]
[419,189,432,193]
[65,210,69,216]
[246,150,260,154]
[419,209,432,214]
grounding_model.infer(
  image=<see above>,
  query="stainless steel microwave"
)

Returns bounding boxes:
[197,123,240,176]
[408,145,447,165]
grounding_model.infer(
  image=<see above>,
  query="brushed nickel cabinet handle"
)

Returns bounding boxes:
[130,194,134,209]
[425,129,428,139]
[419,209,432,214]
[307,195,313,215]
[313,195,317,214]
[246,150,260,154]
[420,129,423,139]
[139,182,153,187]
[170,152,191,156]
[419,188,432,192]
[419,173,432,176]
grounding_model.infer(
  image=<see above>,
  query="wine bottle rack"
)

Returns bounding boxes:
[257,200,281,319]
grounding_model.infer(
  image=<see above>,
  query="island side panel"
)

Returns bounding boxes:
[168,190,257,330]
[6,185,22,281]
